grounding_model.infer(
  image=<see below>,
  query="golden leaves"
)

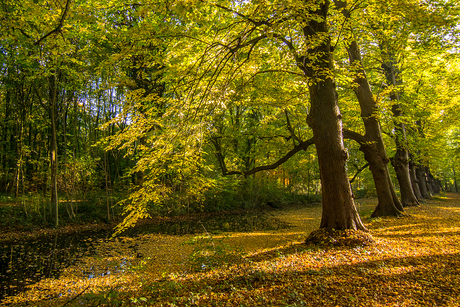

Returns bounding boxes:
[305,228,375,247]
[5,193,460,306]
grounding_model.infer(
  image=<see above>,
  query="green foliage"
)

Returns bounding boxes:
[0,0,459,232]
[79,287,124,307]
[0,191,126,232]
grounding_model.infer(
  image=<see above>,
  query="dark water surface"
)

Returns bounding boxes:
[0,210,291,301]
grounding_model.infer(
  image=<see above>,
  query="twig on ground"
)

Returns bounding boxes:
[61,283,91,307]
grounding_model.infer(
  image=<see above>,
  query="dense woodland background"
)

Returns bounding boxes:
[0,0,459,231]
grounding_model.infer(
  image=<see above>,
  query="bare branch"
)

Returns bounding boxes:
[343,129,366,144]
[284,109,302,143]
[349,162,369,183]
[224,137,314,177]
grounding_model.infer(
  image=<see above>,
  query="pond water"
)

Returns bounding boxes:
[0,210,292,302]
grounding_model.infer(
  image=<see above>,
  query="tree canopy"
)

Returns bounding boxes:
[0,0,459,233]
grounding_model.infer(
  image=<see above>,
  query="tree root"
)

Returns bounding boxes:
[305,228,374,247]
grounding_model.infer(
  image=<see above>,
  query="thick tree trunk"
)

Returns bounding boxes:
[333,2,403,217]
[409,160,423,200]
[426,167,440,194]
[302,0,365,231]
[344,40,403,218]
[416,166,430,199]
[359,143,403,217]
[308,79,365,230]
[392,147,419,206]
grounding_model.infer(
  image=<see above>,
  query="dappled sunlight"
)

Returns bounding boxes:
[436,206,460,212]
[375,223,422,231]
[4,193,460,306]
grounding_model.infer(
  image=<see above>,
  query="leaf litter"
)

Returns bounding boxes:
[4,193,460,306]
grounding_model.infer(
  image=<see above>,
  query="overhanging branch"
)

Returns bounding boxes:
[223,137,314,177]
[343,129,366,144]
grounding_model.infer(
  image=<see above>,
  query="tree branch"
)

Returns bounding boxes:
[34,0,72,45]
[343,129,366,144]
[227,34,268,53]
[213,3,291,28]
[349,162,369,183]
[254,69,304,77]
[223,137,314,177]
[214,3,269,27]
[284,109,302,143]
[16,27,32,39]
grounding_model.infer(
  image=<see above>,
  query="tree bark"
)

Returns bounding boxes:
[301,0,365,231]
[308,79,365,230]
[453,164,458,192]
[49,74,59,227]
[381,55,419,207]
[392,146,419,206]
[409,159,423,200]
[426,166,440,194]
[344,41,403,217]
[416,165,430,199]
[333,1,403,218]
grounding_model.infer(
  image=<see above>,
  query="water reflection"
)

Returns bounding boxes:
[0,210,291,301]
[0,230,107,301]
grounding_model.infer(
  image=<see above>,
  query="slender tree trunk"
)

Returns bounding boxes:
[17,116,26,215]
[49,74,59,227]
[63,103,75,219]
[21,165,27,217]
[42,137,48,198]
[1,71,12,193]
[15,152,20,198]
[72,95,79,213]
[104,151,111,222]
[381,54,419,207]
[453,164,458,192]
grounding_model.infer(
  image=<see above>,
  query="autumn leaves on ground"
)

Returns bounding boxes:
[6,193,460,306]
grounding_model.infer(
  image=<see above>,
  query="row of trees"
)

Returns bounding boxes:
[1,0,459,231]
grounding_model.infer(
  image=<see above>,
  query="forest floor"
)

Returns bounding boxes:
[4,193,460,306]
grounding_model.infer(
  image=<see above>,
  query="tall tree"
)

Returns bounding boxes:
[301,1,365,230]
[114,0,367,231]
[335,0,404,217]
